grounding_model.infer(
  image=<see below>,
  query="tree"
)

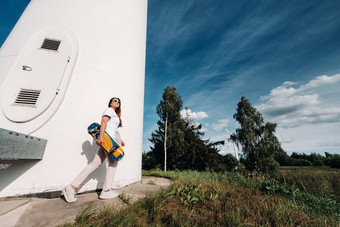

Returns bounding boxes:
[288,152,326,166]
[274,149,291,166]
[144,87,237,172]
[179,110,227,171]
[231,97,283,174]
[148,86,185,171]
[325,152,340,168]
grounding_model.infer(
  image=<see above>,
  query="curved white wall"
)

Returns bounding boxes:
[0,0,147,197]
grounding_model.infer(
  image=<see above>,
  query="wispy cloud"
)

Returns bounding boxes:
[144,0,340,155]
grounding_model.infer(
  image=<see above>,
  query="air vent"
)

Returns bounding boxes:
[41,38,61,51]
[14,89,41,107]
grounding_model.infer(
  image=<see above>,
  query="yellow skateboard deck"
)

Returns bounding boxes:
[87,122,124,161]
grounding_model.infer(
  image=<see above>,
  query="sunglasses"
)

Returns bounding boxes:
[112,99,120,104]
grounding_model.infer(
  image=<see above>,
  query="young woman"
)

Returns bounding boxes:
[62,97,125,202]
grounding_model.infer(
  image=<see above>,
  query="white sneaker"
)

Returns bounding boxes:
[62,185,77,203]
[99,190,119,200]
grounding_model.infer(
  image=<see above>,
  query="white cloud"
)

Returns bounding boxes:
[180,108,209,133]
[299,74,340,93]
[219,149,234,155]
[317,141,340,148]
[276,133,294,144]
[283,81,298,86]
[180,109,208,121]
[276,123,340,155]
[257,74,340,128]
[211,118,230,131]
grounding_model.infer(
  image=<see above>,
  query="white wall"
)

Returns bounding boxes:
[0,0,147,197]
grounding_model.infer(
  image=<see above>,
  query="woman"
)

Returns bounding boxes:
[62,97,125,203]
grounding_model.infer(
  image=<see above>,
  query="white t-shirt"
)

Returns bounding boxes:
[102,108,120,139]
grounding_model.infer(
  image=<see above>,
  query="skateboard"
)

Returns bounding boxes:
[87,122,124,161]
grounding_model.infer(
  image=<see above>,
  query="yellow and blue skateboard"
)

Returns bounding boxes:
[87,122,124,161]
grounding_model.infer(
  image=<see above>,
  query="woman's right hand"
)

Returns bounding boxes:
[96,137,103,146]
[97,116,109,147]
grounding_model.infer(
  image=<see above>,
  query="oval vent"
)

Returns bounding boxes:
[14,88,41,107]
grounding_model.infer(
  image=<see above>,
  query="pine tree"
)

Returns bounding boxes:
[145,86,238,172]
[148,86,185,171]
[179,108,232,171]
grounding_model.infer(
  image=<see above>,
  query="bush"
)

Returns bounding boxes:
[326,154,340,169]
[223,153,239,171]
[292,158,313,166]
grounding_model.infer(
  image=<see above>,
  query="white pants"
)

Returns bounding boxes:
[71,147,118,191]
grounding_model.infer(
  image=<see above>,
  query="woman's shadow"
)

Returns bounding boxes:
[77,139,107,193]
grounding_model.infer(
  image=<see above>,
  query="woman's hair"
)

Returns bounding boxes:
[108,97,122,127]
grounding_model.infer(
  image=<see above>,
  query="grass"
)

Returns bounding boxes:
[118,193,133,205]
[65,167,340,226]
[279,166,340,198]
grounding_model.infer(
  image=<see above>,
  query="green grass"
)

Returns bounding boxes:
[65,167,340,226]
[279,166,340,198]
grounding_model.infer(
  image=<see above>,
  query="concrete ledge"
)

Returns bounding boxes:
[0,128,47,160]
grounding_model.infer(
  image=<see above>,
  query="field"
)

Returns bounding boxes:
[66,167,340,226]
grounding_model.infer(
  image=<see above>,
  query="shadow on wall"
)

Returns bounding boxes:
[76,139,108,191]
[0,139,109,196]
[0,160,40,192]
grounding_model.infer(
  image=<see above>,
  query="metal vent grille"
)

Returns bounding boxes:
[41,39,61,51]
[14,89,41,107]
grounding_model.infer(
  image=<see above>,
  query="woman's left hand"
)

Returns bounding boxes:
[121,139,125,147]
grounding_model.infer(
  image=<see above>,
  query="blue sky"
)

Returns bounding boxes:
[1,0,340,156]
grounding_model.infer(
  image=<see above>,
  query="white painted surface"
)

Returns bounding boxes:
[0,0,147,197]
[2,26,78,125]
